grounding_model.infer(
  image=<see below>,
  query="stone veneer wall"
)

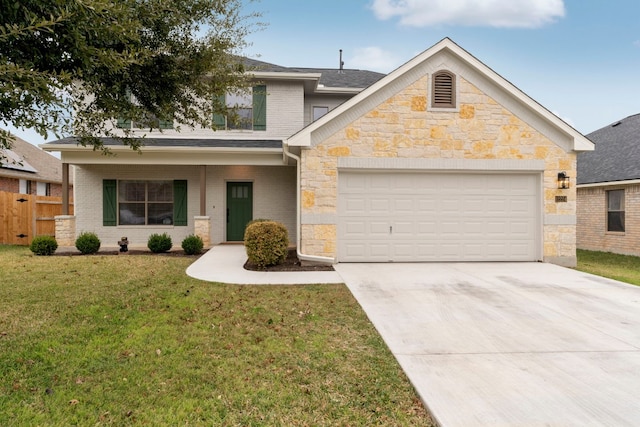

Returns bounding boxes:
[577,184,640,256]
[300,75,577,265]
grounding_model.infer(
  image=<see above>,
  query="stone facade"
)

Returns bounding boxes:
[300,75,577,265]
[55,215,76,246]
[577,184,640,256]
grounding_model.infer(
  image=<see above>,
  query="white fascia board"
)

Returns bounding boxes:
[433,39,594,152]
[57,147,285,166]
[314,87,362,95]
[250,71,322,81]
[285,37,595,152]
[577,179,640,189]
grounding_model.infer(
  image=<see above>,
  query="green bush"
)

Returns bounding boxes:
[244,220,289,268]
[30,235,58,256]
[147,233,173,253]
[75,232,101,254]
[181,234,204,255]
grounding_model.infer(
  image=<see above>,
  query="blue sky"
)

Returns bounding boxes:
[8,0,639,146]
[242,0,639,134]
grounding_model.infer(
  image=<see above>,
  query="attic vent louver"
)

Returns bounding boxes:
[432,70,456,108]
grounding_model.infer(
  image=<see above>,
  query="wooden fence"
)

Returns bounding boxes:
[0,190,74,245]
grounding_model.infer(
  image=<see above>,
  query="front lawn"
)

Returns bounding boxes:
[0,245,433,426]
[576,249,640,286]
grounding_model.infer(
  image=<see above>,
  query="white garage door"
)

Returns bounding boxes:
[338,171,540,262]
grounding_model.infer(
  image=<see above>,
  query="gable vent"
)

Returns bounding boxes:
[432,71,456,108]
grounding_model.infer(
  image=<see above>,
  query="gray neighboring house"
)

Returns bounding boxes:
[577,113,640,256]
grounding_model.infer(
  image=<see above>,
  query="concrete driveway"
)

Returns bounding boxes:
[334,262,640,427]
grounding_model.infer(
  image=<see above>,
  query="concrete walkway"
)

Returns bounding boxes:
[186,244,343,285]
[335,262,640,427]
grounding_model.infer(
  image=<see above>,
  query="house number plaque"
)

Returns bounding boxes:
[555,196,567,203]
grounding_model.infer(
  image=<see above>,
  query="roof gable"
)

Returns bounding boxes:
[577,113,640,185]
[1,132,64,182]
[286,37,594,153]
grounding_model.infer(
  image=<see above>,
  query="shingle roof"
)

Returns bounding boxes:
[52,137,283,149]
[577,113,640,184]
[0,132,66,183]
[243,58,385,89]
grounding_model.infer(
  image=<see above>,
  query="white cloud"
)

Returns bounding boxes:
[370,0,565,28]
[348,46,402,73]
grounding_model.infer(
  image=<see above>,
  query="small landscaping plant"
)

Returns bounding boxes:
[75,231,101,254]
[147,233,173,253]
[29,235,58,256]
[244,220,289,268]
[181,234,204,255]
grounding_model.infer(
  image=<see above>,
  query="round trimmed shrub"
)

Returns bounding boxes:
[181,234,204,255]
[147,233,173,253]
[244,220,289,268]
[75,232,101,254]
[30,235,58,256]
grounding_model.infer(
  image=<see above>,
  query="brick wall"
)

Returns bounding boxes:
[577,184,640,256]
[0,177,18,192]
[300,75,577,265]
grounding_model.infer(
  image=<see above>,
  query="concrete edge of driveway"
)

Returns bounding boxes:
[186,244,344,285]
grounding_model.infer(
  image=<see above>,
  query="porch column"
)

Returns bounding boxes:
[62,162,69,215]
[194,166,210,247]
[200,165,206,216]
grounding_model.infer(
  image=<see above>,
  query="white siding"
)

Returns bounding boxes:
[303,94,353,126]
[74,164,296,247]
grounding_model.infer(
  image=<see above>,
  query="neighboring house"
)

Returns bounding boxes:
[0,133,72,197]
[44,38,593,266]
[577,113,640,256]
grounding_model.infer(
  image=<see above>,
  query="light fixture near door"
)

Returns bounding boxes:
[557,172,570,189]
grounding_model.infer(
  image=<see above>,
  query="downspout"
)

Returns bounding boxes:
[283,143,336,264]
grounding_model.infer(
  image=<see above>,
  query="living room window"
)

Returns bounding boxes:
[607,189,625,232]
[102,180,187,226]
[213,85,266,131]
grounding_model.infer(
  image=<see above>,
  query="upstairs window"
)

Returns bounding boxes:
[117,115,173,130]
[313,106,329,121]
[116,89,173,130]
[214,85,266,131]
[432,70,456,108]
[607,189,625,232]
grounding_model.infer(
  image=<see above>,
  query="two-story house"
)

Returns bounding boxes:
[44,38,593,266]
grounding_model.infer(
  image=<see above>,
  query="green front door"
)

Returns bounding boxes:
[226,182,253,241]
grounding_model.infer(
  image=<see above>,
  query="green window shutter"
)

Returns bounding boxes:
[116,117,131,129]
[252,85,266,131]
[173,180,188,226]
[158,118,173,129]
[213,94,226,129]
[103,179,117,226]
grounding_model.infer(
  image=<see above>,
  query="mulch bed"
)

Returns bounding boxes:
[54,247,334,272]
[244,248,335,272]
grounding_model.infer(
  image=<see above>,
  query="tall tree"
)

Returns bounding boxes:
[0,0,261,152]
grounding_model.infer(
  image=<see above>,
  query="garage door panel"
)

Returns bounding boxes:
[338,172,540,262]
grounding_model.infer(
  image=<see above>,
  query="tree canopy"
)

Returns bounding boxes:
[0,0,261,152]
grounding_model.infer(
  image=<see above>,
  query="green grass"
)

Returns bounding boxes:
[576,249,640,286]
[0,245,433,426]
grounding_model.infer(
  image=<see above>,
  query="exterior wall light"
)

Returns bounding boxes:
[557,172,570,189]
